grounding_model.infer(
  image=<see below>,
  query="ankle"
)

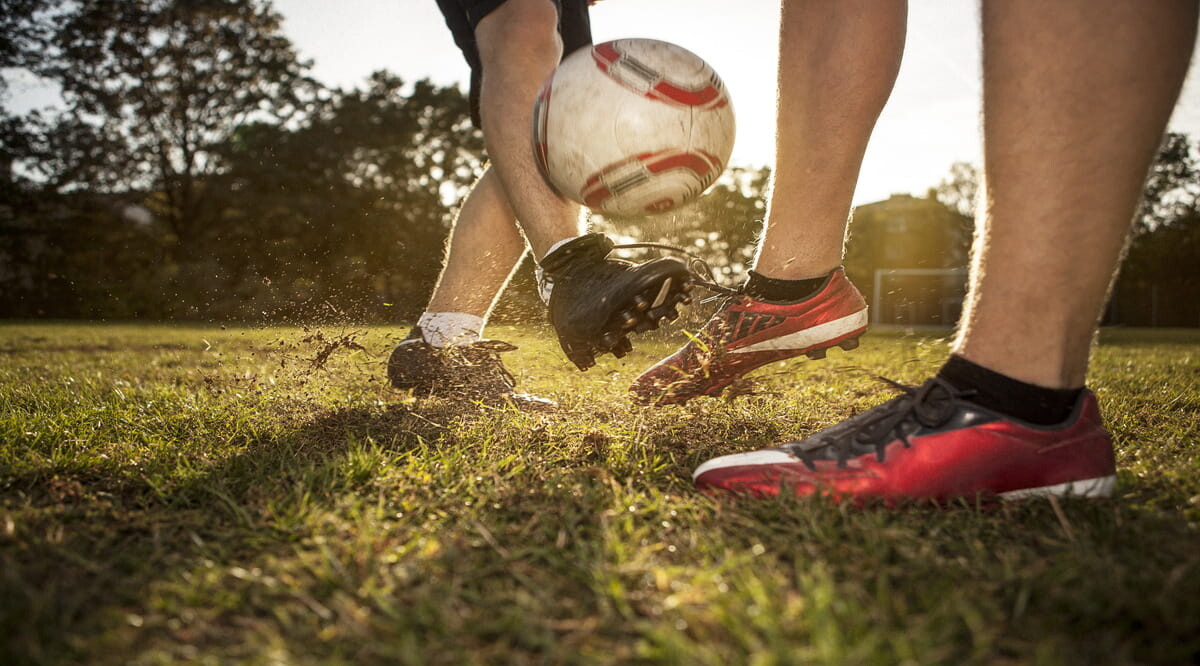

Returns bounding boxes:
[744,268,835,302]
[936,354,1083,425]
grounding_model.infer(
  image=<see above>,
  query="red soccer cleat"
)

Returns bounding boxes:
[630,267,868,405]
[692,378,1117,503]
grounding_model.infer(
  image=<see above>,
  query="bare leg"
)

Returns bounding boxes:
[755,0,907,280]
[475,0,585,260]
[426,168,526,318]
[957,0,1198,388]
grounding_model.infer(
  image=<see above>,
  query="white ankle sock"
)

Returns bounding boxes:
[416,312,485,348]
[535,236,584,305]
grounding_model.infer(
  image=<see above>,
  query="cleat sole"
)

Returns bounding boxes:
[555,258,695,371]
[633,329,867,405]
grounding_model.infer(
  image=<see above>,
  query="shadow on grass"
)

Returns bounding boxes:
[4,389,1199,664]
[0,400,470,665]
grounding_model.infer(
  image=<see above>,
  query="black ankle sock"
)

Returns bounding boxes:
[744,270,829,302]
[936,354,1083,425]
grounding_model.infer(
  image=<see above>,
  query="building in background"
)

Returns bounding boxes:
[845,194,973,328]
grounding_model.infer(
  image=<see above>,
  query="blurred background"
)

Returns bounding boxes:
[1,0,1197,327]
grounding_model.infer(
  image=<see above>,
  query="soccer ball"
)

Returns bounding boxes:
[533,38,736,217]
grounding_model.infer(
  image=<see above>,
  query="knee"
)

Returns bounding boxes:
[476,0,563,68]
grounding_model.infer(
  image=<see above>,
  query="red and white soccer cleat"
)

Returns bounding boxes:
[629,268,868,405]
[692,378,1117,503]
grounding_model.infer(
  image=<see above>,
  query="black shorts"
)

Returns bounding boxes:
[435,0,593,127]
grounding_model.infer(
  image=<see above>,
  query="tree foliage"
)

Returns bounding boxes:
[1,0,482,321]
[26,0,316,255]
[207,72,482,320]
[1,2,1196,326]
[1114,132,1200,326]
[0,0,58,98]
[934,161,979,218]
[1136,131,1198,234]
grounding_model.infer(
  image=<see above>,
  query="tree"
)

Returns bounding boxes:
[211,73,483,320]
[934,161,979,218]
[1111,131,1200,326]
[25,0,315,258]
[1135,131,1198,235]
[0,0,59,99]
[3,0,485,320]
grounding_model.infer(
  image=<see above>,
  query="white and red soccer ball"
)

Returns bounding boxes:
[533,38,736,217]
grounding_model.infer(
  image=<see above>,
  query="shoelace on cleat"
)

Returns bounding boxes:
[537,238,738,301]
[606,242,740,299]
[792,378,977,470]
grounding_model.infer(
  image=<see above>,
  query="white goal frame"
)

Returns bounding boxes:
[871,267,969,327]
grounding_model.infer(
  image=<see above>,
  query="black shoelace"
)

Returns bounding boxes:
[537,239,741,303]
[605,242,740,298]
[792,378,978,470]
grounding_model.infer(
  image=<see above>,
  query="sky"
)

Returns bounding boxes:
[10,0,1200,206]
[265,0,1200,205]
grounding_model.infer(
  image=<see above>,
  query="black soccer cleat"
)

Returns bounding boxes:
[539,233,694,371]
[387,327,555,408]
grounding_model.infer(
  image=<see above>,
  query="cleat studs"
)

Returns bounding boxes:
[600,331,620,348]
[613,336,633,357]
[564,344,597,371]
[619,311,639,329]
[681,282,694,293]
[839,337,860,351]
[806,348,827,360]
[680,295,693,305]
[660,307,679,322]
[569,354,594,371]
[633,295,651,311]
[650,278,673,309]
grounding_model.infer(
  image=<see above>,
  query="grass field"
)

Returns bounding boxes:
[1,321,1198,665]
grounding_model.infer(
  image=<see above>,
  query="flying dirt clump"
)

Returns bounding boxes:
[299,328,368,371]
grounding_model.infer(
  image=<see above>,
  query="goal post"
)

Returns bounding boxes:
[871,268,969,328]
